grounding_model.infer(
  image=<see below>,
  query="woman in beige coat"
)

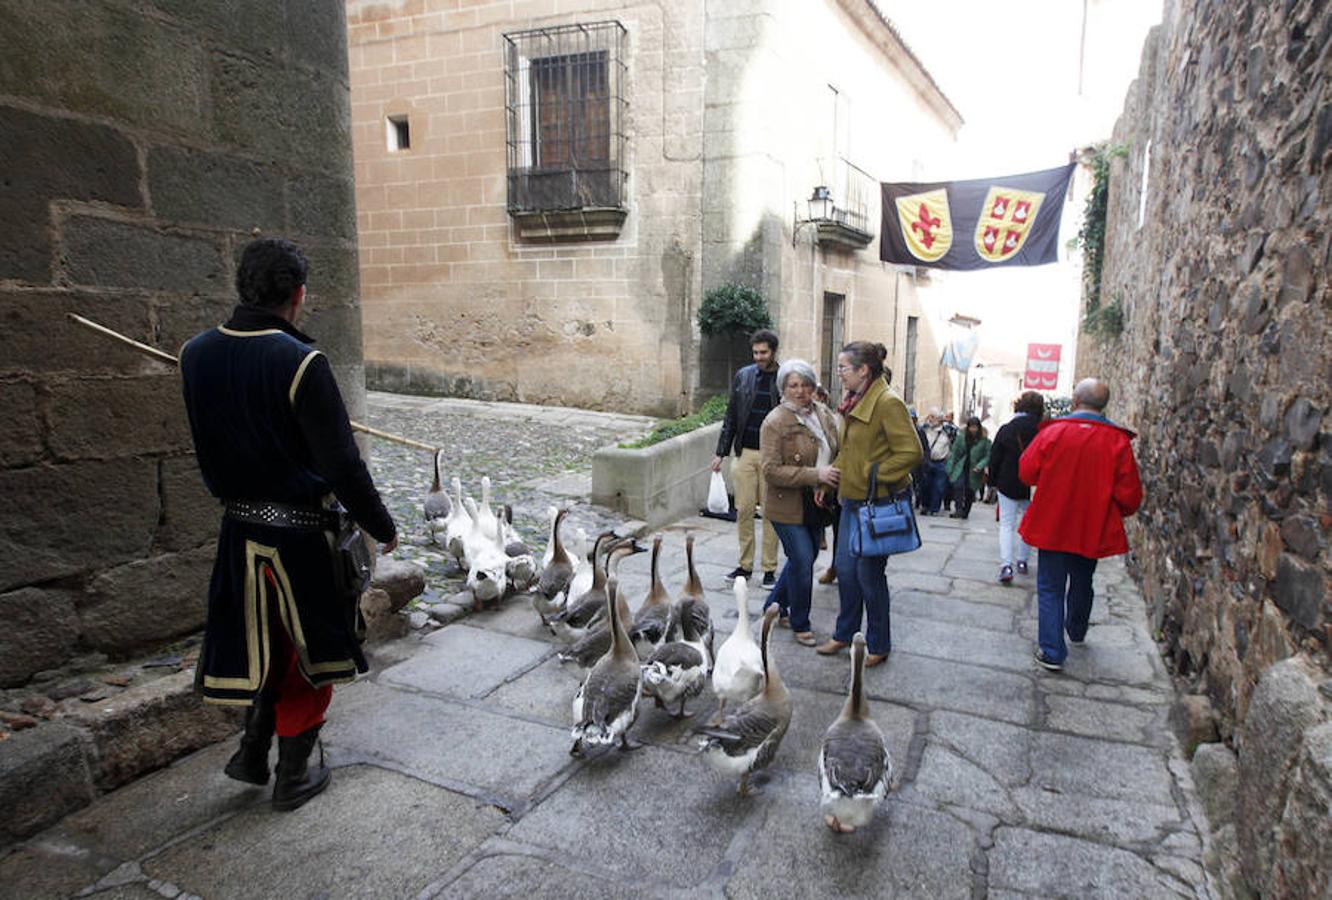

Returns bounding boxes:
[759,359,841,646]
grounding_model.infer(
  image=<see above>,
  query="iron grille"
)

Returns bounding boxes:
[503,21,627,213]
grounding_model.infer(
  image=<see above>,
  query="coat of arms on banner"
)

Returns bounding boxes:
[894,188,952,262]
[974,187,1046,262]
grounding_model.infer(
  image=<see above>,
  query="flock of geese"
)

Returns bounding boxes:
[422,455,892,833]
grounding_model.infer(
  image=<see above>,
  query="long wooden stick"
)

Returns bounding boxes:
[67,313,439,455]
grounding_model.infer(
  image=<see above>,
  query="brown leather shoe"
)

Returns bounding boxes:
[815,639,849,656]
[864,652,889,667]
[817,568,837,584]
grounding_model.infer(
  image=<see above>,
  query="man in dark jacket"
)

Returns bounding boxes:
[1019,379,1142,672]
[987,391,1044,584]
[180,238,398,810]
[711,328,781,585]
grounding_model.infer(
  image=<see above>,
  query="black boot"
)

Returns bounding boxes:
[272,725,331,811]
[223,697,276,785]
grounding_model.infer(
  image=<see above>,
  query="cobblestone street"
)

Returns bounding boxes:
[3,395,1212,898]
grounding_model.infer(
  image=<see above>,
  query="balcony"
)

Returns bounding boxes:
[802,159,877,250]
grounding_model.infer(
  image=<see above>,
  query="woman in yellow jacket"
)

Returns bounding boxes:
[814,341,923,666]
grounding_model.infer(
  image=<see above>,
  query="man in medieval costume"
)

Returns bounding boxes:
[180,238,397,810]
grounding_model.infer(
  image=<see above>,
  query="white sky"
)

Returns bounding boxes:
[876,0,1163,390]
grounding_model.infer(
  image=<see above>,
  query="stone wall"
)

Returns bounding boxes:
[1077,0,1331,894]
[0,0,365,686]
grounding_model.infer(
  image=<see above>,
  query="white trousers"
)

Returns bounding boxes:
[998,494,1031,567]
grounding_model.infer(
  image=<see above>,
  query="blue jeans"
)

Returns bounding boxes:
[923,461,949,513]
[1036,549,1098,664]
[833,501,891,655]
[766,521,820,633]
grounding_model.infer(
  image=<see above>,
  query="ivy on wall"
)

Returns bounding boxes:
[1075,143,1129,340]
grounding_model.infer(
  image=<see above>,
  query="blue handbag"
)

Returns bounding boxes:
[849,462,922,558]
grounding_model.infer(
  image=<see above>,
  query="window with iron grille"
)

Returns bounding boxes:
[504,22,627,215]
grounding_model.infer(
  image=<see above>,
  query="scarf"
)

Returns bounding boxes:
[837,386,866,416]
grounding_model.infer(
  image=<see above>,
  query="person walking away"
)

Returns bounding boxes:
[919,409,952,515]
[712,329,783,586]
[180,238,398,810]
[1019,378,1142,672]
[945,416,990,519]
[814,342,922,666]
[758,360,841,646]
[940,413,959,512]
[987,391,1044,584]
[909,408,930,512]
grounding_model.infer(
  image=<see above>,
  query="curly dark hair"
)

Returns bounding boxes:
[750,328,779,352]
[1014,390,1046,417]
[236,238,308,308]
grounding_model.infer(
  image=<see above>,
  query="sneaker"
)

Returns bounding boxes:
[725,567,752,581]
[998,564,1013,584]
[1033,650,1063,672]
[1015,560,1029,576]
[762,571,776,588]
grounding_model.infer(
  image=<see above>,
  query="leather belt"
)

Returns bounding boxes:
[224,500,339,531]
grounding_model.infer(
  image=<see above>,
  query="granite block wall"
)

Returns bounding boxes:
[1078,0,1331,893]
[0,0,365,686]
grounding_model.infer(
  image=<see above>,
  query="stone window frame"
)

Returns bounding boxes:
[502,21,629,242]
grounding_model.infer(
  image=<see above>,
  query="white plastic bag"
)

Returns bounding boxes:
[706,470,730,515]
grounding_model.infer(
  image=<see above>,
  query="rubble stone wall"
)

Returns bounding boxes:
[0,0,365,686]
[1077,0,1331,894]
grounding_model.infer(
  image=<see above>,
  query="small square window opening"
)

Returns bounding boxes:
[387,115,410,152]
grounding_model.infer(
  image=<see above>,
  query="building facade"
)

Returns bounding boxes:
[348,0,960,416]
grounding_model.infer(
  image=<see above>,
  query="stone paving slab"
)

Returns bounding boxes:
[1029,731,1177,804]
[775,686,917,786]
[324,682,574,808]
[506,745,758,890]
[989,827,1193,898]
[142,765,505,899]
[431,848,646,900]
[380,625,551,699]
[723,776,977,900]
[1045,693,1170,746]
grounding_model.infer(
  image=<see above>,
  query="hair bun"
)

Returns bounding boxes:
[876,343,888,362]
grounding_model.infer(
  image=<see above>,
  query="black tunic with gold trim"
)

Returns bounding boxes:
[180,306,397,705]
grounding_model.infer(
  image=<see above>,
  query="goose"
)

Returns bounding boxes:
[444,477,469,563]
[556,540,644,659]
[628,534,673,655]
[540,506,560,570]
[709,575,764,724]
[679,533,715,668]
[818,632,892,833]
[423,449,451,524]
[475,476,499,539]
[465,502,509,605]
[570,570,643,756]
[694,606,791,796]
[549,532,614,642]
[534,508,576,623]
[499,505,538,590]
[565,527,594,601]
[641,597,711,719]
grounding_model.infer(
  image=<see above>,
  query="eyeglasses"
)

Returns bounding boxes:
[836,364,858,373]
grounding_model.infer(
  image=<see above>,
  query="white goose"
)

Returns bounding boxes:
[570,570,643,756]
[443,477,469,563]
[556,541,640,666]
[710,576,764,723]
[641,597,711,719]
[540,506,560,570]
[819,633,892,833]
[464,499,508,604]
[565,527,594,601]
[475,476,499,539]
[549,532,614,643]
[695,605,791,796]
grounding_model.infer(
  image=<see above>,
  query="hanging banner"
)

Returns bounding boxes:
[940,329,979,373]
[881,163,1075,270]
[1023,343,1062,389]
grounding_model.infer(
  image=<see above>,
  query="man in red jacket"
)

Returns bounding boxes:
[1018,378,1142,672]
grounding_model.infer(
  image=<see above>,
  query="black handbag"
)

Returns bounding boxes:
[848,462,922,558]
[332,511,373,643]
[801,488,838,529]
